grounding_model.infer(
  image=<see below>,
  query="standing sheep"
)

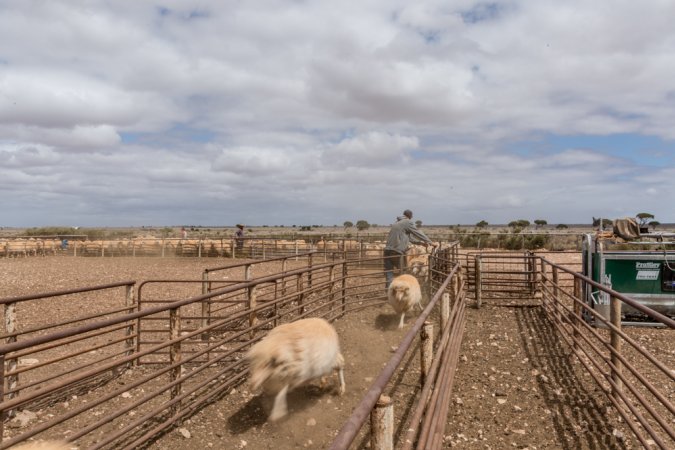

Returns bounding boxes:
[246,317,346,421]
[387,274,423,328]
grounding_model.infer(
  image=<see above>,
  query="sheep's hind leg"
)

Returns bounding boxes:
[269,384,289,421]
[335,354,346,395]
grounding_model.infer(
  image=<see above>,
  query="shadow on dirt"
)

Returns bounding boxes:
[374,312,406,330]
[226,385,332,434]
[515,306,629,450]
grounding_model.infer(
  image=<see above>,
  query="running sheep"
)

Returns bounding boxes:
[387,274,423,328]
[246,317,346,421]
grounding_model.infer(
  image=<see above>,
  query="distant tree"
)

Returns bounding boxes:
[555,224,568,230]
[343,221,353,228]
[649,220,660,230]
[592,217,613,229]
[508,219,530,228]
[636,212,655,228]
[415,220,422,227]
[356,220,370,231]
[534,219,547,229]
[476,220,488,228]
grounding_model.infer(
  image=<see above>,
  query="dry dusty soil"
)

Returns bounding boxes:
[1,255,673,449]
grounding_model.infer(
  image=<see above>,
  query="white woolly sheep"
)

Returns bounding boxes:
[246,317,345,421]
[387,274,423,328]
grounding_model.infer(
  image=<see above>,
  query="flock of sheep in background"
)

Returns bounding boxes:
[0,237,432,264]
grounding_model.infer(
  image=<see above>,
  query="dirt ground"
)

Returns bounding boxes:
[1,255,672,449]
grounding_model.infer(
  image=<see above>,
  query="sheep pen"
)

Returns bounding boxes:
[0,253,672,449]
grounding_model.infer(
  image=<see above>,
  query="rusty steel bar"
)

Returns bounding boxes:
[542,296,673,448]
[401,279,465,450]
[425,306,466,450]
[538,257,675,447]
[328,265,458,450]
[0,281,135,305]
[414,292,466,449]
[0,250,454,449]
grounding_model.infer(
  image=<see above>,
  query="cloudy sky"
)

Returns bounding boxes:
[1,1,674,228]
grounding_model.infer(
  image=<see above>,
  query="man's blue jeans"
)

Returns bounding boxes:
[384,249,405,288]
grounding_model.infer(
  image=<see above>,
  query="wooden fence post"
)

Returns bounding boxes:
[441,292,450,332]
[370,395,393,450]
[420,321,433,386]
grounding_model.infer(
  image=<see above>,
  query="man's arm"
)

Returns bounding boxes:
[406,222,434,246]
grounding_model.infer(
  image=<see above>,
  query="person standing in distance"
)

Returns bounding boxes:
[234,224,245,255]
[383,209,436,288]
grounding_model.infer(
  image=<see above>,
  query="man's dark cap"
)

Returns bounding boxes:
[403,209,413,219]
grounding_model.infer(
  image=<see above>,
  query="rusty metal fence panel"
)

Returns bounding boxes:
[538,259,675,449]
[0,243,463,449]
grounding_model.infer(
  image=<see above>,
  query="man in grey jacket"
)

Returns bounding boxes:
[384,209,436,288]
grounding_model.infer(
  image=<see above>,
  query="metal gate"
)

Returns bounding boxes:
[465,251,537,306]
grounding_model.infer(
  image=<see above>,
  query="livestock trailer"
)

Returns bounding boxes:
[581,232,675,323]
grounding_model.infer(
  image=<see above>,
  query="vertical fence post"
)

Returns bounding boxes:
[296,274,305,315]
[308,253,313,289]
[528,254,536,295]
[0,354,5,438]
[540,260,548,308]
[341,262,348,317]
[169,306,182,415]
[572,277,581,352]
[420,322,433,386]
[552,266,560,322]
[248,286,258,339]
[201,271,210,343]
[610,295,623,398]
[281,259,288,297]
[329,265,336,308]
[3,301,17,419]
[124,284,135,364]
[273,280,279,328]
[475,256,482,309]
[370,395,394,450]
[231,239,235,259]
[440,292,450,332]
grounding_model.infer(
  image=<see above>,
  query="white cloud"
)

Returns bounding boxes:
[0,0,674,226]
[321,132,419,168]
